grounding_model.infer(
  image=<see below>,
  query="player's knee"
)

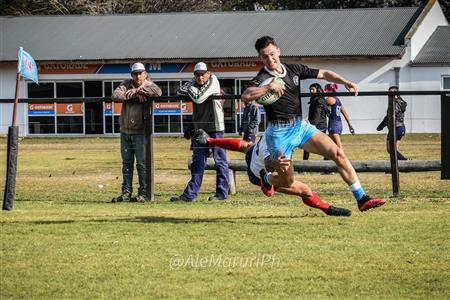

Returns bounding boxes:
[329,147,347,162]
[299,186,313,199]
[279,174,295,188]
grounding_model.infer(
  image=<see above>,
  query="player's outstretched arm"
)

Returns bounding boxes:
[317,69,359,96]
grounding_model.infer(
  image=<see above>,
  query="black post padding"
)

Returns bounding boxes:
[145,102,154,200]
[387,94,400,196]
[3,126,19,211]
[442,92,450,180]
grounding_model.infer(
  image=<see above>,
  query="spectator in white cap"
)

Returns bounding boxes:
[111,62,162,203]
[171,62,230,202]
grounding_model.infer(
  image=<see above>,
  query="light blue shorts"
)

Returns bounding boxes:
[265,117,318,159]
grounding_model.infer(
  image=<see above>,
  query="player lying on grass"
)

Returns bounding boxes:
[193,129,352,217]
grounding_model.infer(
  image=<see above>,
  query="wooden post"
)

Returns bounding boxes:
[388,93,400,197]
[11,73,21,126]
[228,169,236,195]
[442,92,450,179]
[145,101,154,201]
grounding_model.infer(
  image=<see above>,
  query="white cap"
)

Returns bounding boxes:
[131,62,146,74]
[193,62,208,74]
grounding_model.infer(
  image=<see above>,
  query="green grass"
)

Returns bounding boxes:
[1,134,449,299]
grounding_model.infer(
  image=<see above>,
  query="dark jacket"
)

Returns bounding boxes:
[307,96,329,131]
[239,102,261,135]
[112,79,162,134]
[377,97,407,131]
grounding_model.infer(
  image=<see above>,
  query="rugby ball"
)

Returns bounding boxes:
[256,77,285,105]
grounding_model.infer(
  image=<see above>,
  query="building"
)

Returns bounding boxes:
[0,0,449,136]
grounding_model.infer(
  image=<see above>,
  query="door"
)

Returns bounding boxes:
[85,102,104,134]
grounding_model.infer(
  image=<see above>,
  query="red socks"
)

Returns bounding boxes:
[207,138,246,152]
[301,192,330,214]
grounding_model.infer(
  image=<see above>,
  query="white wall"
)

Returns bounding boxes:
[410,0,449,61]
[401,64,449,133]
[297,59,402,134]
[0,65,28,136]
[294,56,445,134]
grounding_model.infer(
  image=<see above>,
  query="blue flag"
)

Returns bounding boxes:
[17,47,38,84]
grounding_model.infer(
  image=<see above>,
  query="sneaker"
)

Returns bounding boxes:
[259,169,274,197]
[207,195,227,201]
[130,195,147,203]
[111,192,131,203]
[358,195,386,212]
[326,205,352,217]
[170,195,196,202]
[193,129,210,146]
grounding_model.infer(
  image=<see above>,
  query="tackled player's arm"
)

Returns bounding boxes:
[264,156,278,172]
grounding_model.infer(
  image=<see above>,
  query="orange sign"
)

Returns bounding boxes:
[114,103,122,115]
[38,63,98,74]
[184,61,264,73]
[182,102,193,114]
[57,103,84,115]
[28,103,54,111]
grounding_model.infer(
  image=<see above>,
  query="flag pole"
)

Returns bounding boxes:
[12,72,21,126]
[3,61,22,210]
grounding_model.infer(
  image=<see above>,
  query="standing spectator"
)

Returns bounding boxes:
[303,83,328,160]
[239,100,261,143]
[325,83,355,150]
[171,62,230,202]
[111,62,162,203]
[377,86,409,160]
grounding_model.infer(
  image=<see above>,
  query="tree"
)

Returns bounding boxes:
[1,0,448,22]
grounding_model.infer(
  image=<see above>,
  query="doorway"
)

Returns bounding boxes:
[85,102,104,134]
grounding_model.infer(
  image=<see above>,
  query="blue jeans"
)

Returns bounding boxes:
[120,132,146,196]
[183,131,230,200]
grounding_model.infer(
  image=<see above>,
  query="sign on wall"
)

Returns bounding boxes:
[38,61,264,75]
[56,103,84,115]
[28,103,55,116]
[153,102,193,115]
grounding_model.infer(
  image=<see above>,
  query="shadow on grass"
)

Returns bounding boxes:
[3,213,324,225]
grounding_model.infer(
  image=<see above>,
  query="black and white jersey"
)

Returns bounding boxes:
[248,63,319,121]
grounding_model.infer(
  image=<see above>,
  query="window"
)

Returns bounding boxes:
[169,115,182,133]
[169,81,181,96]
[28,82,54,98]
[154,81,169,96]
[104,82,112,97]
[443,76,450,90]
[57,116,83,134]
[154,115,168,133]
[56,82,82,98]
[28,116,55,134]
[84,81,103,97]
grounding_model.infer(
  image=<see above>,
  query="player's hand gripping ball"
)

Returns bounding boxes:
[256,77,285,105]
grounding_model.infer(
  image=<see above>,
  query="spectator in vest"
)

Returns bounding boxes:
[171,62,230,202]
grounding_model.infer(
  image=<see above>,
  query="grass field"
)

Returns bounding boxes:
[1,133,449,299]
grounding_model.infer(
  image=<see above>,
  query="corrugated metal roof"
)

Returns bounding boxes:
[412,26,450,65]
[0,7,420,62]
